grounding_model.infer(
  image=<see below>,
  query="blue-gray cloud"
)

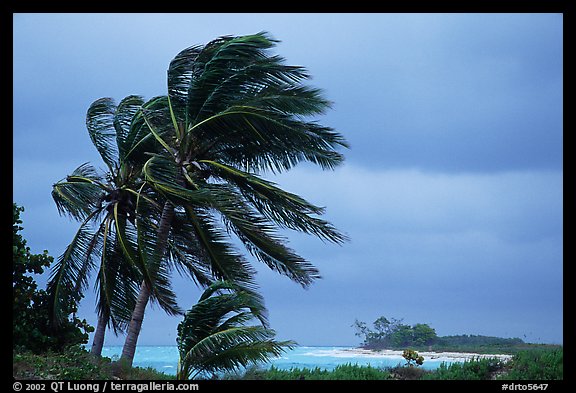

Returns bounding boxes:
[13,13,563,346]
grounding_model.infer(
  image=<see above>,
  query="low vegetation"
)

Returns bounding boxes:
[240,364,391,380]
[422,357,505,380]
[501,347,563,380]
[237,346,562,380]
[13,340,562,381]
[12,346,171,380]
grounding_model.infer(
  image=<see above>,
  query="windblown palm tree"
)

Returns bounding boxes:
[48,95,176,355]
[176,280,294,380]
[120,31,349,365]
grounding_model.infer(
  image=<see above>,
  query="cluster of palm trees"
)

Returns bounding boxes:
[47,32,348,375]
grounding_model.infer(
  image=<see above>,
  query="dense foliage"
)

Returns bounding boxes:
[353,316,437,349]
[353,316,533,353]
[13,346,171,380]
[242,364,391,380]
[422,357,505,380]
[13,203,93,353]
[421,349,562,381]
[503,347,563,380]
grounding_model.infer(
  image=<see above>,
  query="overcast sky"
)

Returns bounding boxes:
[13,13,563,347]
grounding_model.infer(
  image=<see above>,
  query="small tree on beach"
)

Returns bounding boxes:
[402,349,424,367]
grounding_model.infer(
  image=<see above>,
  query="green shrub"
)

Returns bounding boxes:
[13,346,173,380]
[13,203,93,354]
[389,365,427,380]
[13,346,112,380]
[422,357,505,380]
[250,364,390,380]
[110,358,173,380]
[402,349,424,367]
[501,348,563,380]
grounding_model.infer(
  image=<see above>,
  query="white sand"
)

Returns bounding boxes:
[340,348,513,362]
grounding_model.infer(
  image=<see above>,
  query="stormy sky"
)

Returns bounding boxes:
[13,13,563,346]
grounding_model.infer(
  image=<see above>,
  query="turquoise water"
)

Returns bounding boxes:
[101,346,461,375]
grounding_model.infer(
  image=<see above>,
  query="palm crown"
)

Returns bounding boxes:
[50,31,348,365]
[131,31,349,290]
[49,96,150,350]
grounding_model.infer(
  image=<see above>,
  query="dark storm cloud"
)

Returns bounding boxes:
[307,13,563,173]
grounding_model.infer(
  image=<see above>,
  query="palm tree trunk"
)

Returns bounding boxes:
[120,201,175,366]
[91,313,107,356]
[120,281,150,364]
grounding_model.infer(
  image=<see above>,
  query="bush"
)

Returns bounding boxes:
[249,364,390,380]
[502,348,563,380]
[389,365,427,380]
[13,346,173,380]
[403,349,424,367]
[13,203,93,353]
[13,346,112,380]
[422,357,505,380]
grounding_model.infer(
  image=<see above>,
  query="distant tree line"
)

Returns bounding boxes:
[353,316,525,350]
[353,316,437,349]
[435,335,524,347]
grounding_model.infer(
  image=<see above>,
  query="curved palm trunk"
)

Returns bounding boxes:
[120,281,150,364]
[91,313,107,356]
[120,202,175,366]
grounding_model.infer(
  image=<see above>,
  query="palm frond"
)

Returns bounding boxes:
[165,210,215,288]
[142,155,214,205]
[176,280,294,379]
[187,106,347,173]
[167,44,203,130]
[94,221,142,334]
[114,95,145,161]
[188,48,310,122]
[123,96,172,165]
[201,160,348,244]
[239,84,332,116]
[47,211,100,325]
[52,163,107,221]
[183,206,257,290]
[198,183,320,287]
[115,202,182,316]
[86,98,120,173]
[196,281,268,326]
[179,326,293,379]
[182,32,279,124]
[162,31,347,174]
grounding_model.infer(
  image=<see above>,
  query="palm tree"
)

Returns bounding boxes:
[48,95,176,355]
[120,31,349,366]
[176,280,294,380]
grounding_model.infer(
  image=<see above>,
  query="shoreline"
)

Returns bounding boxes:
[344,348,514,362]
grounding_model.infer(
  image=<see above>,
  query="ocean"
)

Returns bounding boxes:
[101,346,464,376]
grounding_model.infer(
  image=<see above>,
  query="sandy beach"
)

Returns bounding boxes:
[340,348,514,362]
